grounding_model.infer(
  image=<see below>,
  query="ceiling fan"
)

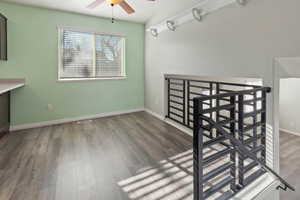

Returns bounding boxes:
[87,0,156,22]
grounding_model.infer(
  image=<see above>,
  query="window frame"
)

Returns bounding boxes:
[57,26,126,82]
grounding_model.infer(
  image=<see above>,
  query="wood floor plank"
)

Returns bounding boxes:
[280,131,300,200]
[2,112,299,199]
[0,112,192,200]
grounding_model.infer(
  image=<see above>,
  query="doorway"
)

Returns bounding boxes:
[273,58,300,200]
[279,78,300,200]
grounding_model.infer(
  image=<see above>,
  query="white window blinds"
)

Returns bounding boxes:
[59,28,125,80]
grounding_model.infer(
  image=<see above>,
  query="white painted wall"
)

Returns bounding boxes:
[145,0,300,199]
[145,0,300,122]
[279,78,300,135]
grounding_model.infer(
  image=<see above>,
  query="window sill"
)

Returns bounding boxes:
[57,76,127,82]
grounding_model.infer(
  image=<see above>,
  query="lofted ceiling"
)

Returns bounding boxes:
[0,0,202,23]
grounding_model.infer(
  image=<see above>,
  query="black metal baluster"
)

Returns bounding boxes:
[183,80,186,125]
[230,95,237,193]
[210,82,213,138]
[193,99,204,200]
[167,78,170,119]
[253,91,257,150]
[238,94,245,187]
[261,91,267,164]
[187,81,191,128]
[216,83,220,137]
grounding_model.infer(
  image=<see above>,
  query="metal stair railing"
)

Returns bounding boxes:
[164,77,294,199]
[193,87,294,200]
[199,115,295,192]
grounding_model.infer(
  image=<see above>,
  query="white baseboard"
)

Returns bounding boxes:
[144,108,192,136]
[10,108,145,132]
[280,128,300,137]
[144,109,164,120]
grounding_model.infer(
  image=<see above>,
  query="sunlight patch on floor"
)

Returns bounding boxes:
[118,148,231,200]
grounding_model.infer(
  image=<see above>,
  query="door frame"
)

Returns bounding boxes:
[272,57,300,173]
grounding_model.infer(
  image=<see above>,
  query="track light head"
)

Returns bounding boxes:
[150,28,158,37]
[192,8,203,22]
[166,20,176,31]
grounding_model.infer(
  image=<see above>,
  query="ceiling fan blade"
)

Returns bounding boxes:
[119,1,135,14]
[87,0,105,9]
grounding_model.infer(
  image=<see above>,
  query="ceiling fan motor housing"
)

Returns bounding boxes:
[106,0,123,5]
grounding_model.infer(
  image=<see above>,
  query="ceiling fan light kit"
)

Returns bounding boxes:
[147,0,249,37]
[105,0,123,4]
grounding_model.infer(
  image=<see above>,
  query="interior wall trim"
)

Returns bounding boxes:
[10,108,145,132]
[280,128,300,137]
[145,108,192,136]
[144,108,164,120]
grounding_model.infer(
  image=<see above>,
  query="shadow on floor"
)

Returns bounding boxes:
[118,149,231,200]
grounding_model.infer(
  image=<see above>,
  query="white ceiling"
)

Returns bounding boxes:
[1,0,202,23]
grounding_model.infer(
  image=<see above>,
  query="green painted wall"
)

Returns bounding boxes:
[0,2,145,126]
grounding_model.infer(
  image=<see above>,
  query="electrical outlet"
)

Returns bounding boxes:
[47,104,54,111]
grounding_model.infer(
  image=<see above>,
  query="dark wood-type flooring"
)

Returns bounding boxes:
[0,112,192,200]
[2,112,298,200]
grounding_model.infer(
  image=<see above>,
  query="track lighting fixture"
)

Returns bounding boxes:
[166,21,176,31]
[150,28,158,37]
[192,8,203,22]
[147,0,249,36]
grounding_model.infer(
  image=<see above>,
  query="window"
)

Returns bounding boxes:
[58,28,125,80]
